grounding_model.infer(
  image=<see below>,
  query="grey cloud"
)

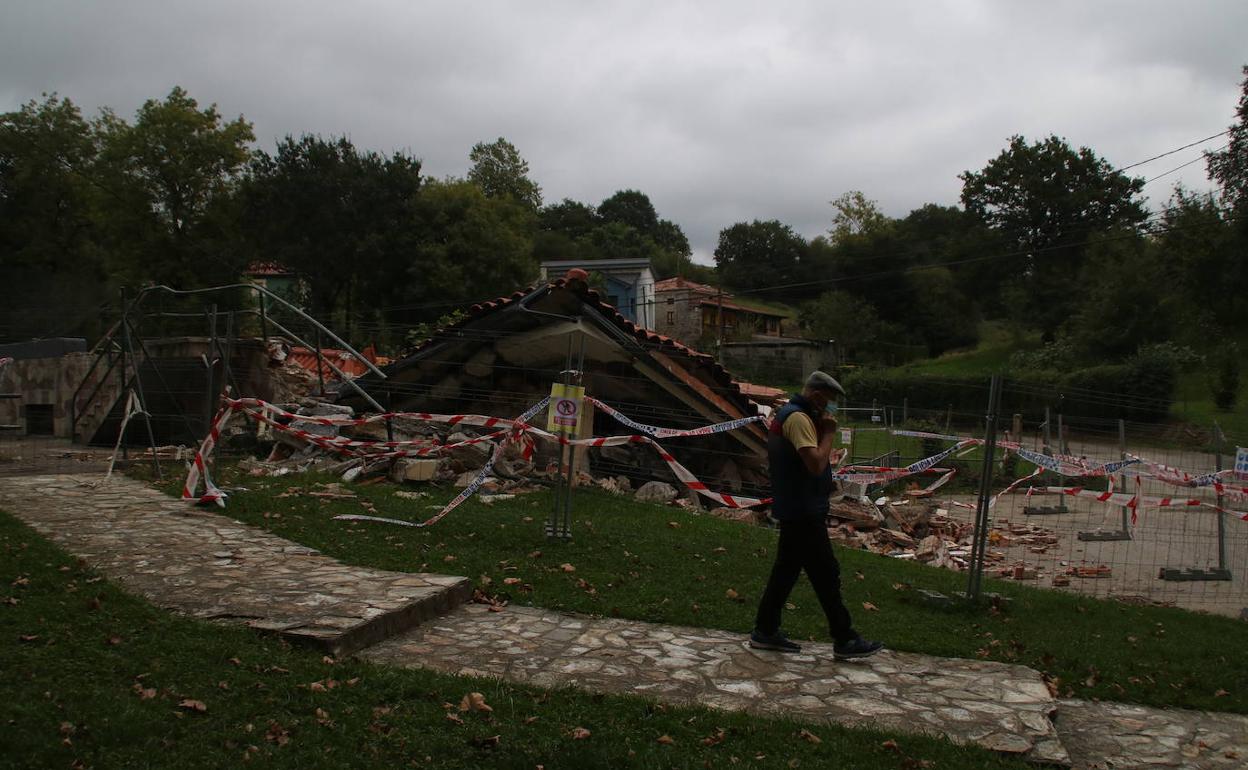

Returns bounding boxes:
[2,0,1244,265]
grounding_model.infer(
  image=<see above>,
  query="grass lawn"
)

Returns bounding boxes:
[1172,368,1248,442]
[134,464,1248,716]
[894,322,1040,378]
[0,511,1034,770]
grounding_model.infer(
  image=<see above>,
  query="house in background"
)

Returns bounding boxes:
[538,259,655,328]
[653,277,788,347]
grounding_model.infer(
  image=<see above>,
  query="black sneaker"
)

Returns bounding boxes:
[749,629,802,653]
[833,635,884,660]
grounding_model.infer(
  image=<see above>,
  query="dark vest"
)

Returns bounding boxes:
[768,394,835,522]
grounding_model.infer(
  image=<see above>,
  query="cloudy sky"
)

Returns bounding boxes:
[3,1,1245,263]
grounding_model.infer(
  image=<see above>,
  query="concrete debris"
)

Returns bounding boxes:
[634,481,678,504]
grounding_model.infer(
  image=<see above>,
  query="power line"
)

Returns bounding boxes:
[1115,130,1229,173]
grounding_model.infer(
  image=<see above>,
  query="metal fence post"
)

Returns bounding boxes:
[966,374,1002,603]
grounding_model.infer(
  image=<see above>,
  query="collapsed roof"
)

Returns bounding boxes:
[340,269,771,492]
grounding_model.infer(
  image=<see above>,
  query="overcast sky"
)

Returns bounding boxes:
[3,1,1245,263]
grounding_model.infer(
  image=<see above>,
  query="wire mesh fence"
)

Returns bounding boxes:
[4,284,1246,620]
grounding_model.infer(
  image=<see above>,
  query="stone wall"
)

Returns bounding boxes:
[0,352,96,438]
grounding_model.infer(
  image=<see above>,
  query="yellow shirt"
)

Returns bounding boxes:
[782,411,818,451]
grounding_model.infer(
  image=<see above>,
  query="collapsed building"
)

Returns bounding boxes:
[338,268,779,498]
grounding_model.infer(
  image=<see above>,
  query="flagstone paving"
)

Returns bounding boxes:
[0,474,471,655]
[363,602,1071,764]
[3,472,1247,767]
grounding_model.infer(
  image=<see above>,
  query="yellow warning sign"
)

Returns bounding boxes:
[547,383,585,435]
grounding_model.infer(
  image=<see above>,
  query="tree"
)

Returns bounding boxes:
[714,220,808,299]
[1067,234,1172,361]
[598,190,660,236]
[800,290,883,357]
[0,94,107,340]
[539,198,599,239]
[828,190,890,244]
[403,179,536,316]
[238,135,423,328]
[95,86,254,287]
[1206,65,1248,213]
[1156,188,1241,339]
[468,137,542,211]
[960,135,1147,338]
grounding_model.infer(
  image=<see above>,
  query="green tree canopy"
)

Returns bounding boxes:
[95,86,255,287]
[713,219,808,299]
[467,137,542,211]
[960,134,1147,338]
[238,135,423,326]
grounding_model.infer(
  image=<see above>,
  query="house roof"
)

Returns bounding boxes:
[245,260,295,277]
[655,278,791,319]
[382,268,769,421]
[541,258,653,271]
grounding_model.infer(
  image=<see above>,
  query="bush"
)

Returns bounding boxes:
[1210,347,1240,412]
[843,352,1177,424]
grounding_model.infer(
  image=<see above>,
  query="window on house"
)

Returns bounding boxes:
[666,297,674,305]
[666,311,675,325]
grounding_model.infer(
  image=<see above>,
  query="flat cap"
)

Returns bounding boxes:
[805,370,846,396]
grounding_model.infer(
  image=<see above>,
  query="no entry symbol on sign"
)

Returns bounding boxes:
[554,397,579,427]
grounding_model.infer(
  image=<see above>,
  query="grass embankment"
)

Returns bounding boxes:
[137,465,1248,715]
[0,509,1027,770]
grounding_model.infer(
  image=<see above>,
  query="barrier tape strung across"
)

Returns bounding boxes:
[891,429,1229,488]
[335,398,549,528]
[588,397,766,438]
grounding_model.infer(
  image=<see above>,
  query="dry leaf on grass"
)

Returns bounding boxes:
[798,729,821,745]
[178,699,207,713]
[862,602,879,612]
[657,734,674,745]
[725,588,741,601]
[459,692,493,713]
[569,726,591,740]
[561,563,576,573]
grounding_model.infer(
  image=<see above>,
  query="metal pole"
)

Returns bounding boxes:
[258,292,269,342]
[119,288,129,460]
[204,305,218,436]
[966,374,1002,603]
[314,328,326,397]
[563,334,586,537]
[1057,413,1065,456]
[944,404,952,435]
[122,312,163,481]
[548,334,574,539]
[1118,419,1129,534]
[902,397,908,424]
[1215,421,1227,572]
[1043,406,1052,456]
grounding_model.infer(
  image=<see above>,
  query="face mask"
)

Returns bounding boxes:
[824,401,838,416]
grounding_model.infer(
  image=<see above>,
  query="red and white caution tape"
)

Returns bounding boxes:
[182,400,235,505]
[588,397,766,438]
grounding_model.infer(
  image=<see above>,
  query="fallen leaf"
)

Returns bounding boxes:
[657,734,674,745]
[179,699,207,713]
[503,577,523,586]
[445,712,464,725]
[322,656,336,665]
[18,634,38,643]
[667,521,680,529]
[228,657,242,666]
[443,555,457,563]
[106,635,122,646]
[862,602,879,612]
[138,687,157,700]
[1215,689,1229,697]
[881,739,901,753]
[528,550,542,558]
[701,728,726,746]
[523,715,539,725]
[308,682,326,693]
[459,692,493,713]
[725,588,741,601]
[561,563,576,573]
[569,726,591,740]
[798,729,821,745]
[854,571,865,581]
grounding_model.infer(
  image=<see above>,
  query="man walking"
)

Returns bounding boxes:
[751,371,884,660]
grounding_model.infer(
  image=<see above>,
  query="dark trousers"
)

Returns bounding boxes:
[754,515,855,643]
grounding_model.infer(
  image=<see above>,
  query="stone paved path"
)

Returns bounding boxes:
[0,474,471,655]
[364,603,1071,764]
[3,472,1247,767]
